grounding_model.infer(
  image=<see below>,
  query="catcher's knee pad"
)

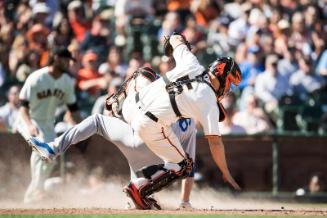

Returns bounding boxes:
[136,157,193,197]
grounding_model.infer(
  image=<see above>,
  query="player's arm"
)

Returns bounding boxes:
[65,77,82,124]
[19,100,39,136]
[169,35,199,68]
[206,135,240,190]
[66,102,82,124]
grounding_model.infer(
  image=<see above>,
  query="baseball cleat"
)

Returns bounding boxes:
[27,137,56,161]
[178,201,193,210]
[123,182,151,210]
[145,196,161,210]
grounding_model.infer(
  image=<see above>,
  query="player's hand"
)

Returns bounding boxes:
[223,173,241,191]
[28,124,39,137]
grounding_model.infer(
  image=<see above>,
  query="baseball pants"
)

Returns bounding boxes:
[49,114,196,175]
[16,118,56,203]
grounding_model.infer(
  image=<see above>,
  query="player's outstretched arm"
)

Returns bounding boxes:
[19,104,39,137]
[169,35,186,50]
[167,34,199,69]
[206,135,241,191]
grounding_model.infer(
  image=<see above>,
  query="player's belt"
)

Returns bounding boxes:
[135,92,159,123]
[145,111,158,122]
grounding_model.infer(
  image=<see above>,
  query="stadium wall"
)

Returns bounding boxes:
[0,133,326,194]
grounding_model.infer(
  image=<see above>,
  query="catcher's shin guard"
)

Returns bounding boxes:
[137,157,193,198]
[123,182,161,210]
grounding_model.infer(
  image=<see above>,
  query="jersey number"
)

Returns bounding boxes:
[178,118,191,132]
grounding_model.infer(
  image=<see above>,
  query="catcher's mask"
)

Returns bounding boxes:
[208,57,242,99]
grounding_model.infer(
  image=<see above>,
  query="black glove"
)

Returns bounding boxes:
[163,32,192,57]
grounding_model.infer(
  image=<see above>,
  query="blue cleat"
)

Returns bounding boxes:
[27,137,56,161]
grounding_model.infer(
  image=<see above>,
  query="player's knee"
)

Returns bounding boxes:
[136,158,193,182]
[136,162,190,197]
[90,113,103,125]
[87,114,105,134]
[91,113,101,121]
[136,164,165,179]
[164,162,182,172]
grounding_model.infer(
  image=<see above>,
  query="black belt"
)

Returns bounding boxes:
[135,92,159,123]
[145,111,158,122]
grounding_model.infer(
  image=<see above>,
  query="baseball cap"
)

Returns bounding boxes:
[32,3,50,15]
[67,0,82,11]
[52,47,76,61]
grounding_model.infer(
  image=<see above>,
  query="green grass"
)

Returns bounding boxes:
[1,215,326,218]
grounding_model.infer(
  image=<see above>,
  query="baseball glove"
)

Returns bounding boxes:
[163,32,192,57]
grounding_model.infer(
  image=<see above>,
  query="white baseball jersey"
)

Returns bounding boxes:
[124,45,221,136]
[17,67,76,141]
[19,67,76,122]
[19,67,77,204]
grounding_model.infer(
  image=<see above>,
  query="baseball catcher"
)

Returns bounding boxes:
[118,32,241,209]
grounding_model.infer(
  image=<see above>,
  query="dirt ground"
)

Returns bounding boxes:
[0,208,327,216]
[1,181,326,216]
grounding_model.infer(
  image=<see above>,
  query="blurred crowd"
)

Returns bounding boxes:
[0,0,326,135]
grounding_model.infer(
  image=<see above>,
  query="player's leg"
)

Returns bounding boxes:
[137,120,187,163]
[125,119,193,209]
[28,114,137,159]
[125,119,196,209]
[24,126,56,204]
[24,152,56,202]
[24,151,42,203]
[172,118,196,209]
[179,176,194,209]
[172,118,196,161]
[138,125,192,195]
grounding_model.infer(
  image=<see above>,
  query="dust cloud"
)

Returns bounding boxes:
[0,176,318,211]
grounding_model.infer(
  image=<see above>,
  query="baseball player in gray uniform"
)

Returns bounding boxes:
[116,34,242,209]
[28,67,197,209]
[16,47,80,204]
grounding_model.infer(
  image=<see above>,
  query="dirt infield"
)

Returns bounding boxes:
[1,182,327,217]
[1,208,327,216]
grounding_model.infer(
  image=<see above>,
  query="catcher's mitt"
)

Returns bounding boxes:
[105,67,157,117]
[163,32,192,57]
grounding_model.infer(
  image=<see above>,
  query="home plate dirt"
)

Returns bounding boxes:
[1,183,326,216]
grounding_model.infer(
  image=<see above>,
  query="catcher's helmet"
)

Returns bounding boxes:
[208,57,242,98]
